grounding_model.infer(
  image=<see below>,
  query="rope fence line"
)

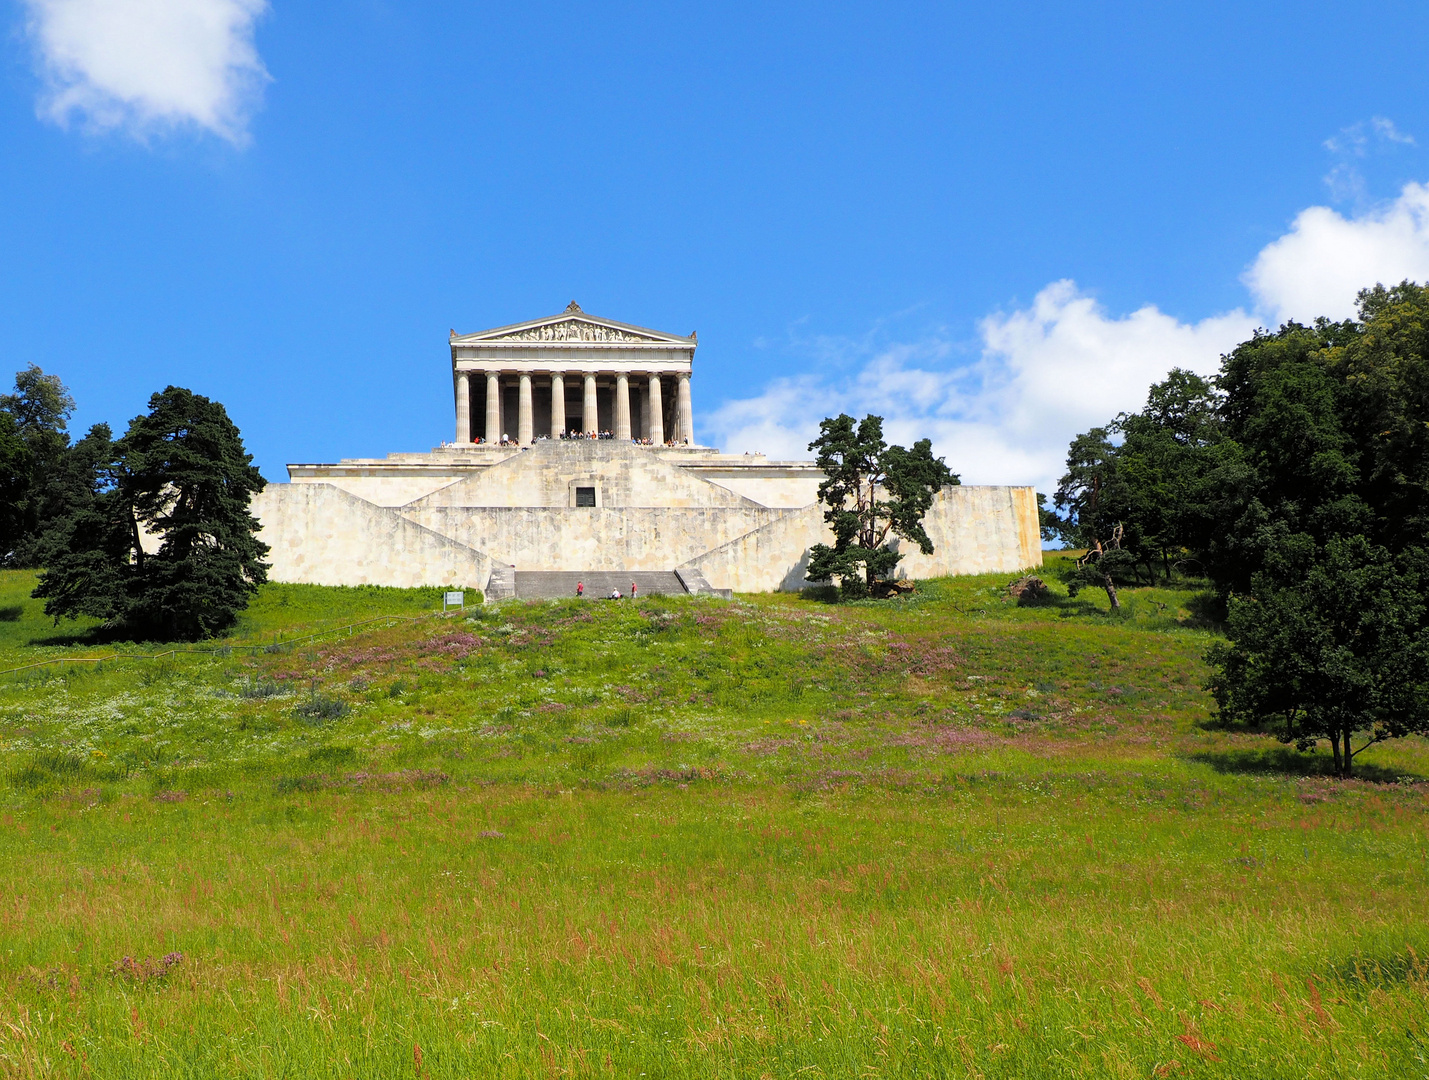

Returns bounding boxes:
[0,613,436,678]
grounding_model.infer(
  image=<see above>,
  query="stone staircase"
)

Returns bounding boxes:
[485,564,517,601]
[673,566,733,599]
[513,571,687,600]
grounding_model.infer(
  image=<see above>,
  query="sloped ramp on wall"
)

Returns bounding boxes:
[403,439,762,509]
[253,483,492,589]
[399,505,786,572]
[679,486,1041,593]
[679,503,827,593]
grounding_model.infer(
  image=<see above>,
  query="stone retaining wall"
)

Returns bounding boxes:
[681,486,1042,592]
[254,450,1040,592]
[253,484,491,589]
[403,505,786,571]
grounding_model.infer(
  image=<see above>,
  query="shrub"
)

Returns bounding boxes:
[294,692,350,722]
[237,680,284,700]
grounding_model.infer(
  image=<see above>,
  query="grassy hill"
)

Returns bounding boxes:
[0,561,1425,1078]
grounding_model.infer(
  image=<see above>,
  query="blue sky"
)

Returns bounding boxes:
[5,1,1429,493]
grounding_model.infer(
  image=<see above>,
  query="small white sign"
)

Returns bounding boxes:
[443,591,465,610]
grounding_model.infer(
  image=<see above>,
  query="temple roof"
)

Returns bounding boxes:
[450,302,696,347]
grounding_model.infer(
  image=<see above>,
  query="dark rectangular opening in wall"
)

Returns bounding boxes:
[575,487,596,507]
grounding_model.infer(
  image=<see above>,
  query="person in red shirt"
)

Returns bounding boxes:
[631,581,638,599]
[576,581,584,597]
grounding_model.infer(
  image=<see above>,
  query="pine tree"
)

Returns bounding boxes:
[805,414,957,598]
[34,387,269,640]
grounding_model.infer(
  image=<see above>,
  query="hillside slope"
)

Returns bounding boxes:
[0,565,1425,1078]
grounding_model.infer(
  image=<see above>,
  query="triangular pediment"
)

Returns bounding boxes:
[451,302,695,346]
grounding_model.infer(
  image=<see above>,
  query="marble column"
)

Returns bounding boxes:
[550,373,566,437]
[677,374,694,445]
[583,373,598,434]
[647,373,664,446]
[615,374,631,440]
[485,373,501,444]
[640,382,651,442]
[518,373,534,446]
[455,371,471,444]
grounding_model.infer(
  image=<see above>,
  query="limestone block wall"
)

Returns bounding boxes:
[401,505,787,571]
[682,466,825,508]
[286,446,520,506]
[680,504,828,592]
[253,483,491,589]
[254,448,1039,592]
[290,473,465,507]
[895,486,1042,579]
[284,445,825,510]
[682,485,1041,592]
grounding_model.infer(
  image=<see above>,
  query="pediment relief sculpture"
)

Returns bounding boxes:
[489,319,664,344]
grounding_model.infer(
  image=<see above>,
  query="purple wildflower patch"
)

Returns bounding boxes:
[112,951,183,982]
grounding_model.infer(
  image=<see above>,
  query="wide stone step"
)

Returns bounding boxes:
[513,571,686,600]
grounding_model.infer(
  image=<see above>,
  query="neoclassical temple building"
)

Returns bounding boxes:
[252,305,1041,598]
[452,301,697,446]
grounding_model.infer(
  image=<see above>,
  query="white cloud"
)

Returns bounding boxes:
[709,178,1429,498]
[1371,117,1415,146]
[23,0,270,144]
[1322,117,1416,203]
[1245,183,1429,324]
[707,283,1255,497]
[1324,116,1415,159]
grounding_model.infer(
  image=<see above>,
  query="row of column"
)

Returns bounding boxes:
[455,371,693,447]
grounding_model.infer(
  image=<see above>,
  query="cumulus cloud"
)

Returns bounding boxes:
[709,177,1429,498]
[1245,183,1429,324]
[23,0,270,144]
[707,283,1255,497]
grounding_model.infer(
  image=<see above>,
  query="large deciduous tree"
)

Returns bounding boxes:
[0,411,32,556]
[1051,367,1234,593]
[1043,281,1429,773]
[805,413,957,598]
[1198,286,1429,773]
[1205,318,1364,593]
[34,387,269,640]
[1205,536,1429,777]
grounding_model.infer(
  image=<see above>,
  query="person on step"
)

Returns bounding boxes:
[631,581,638,599]
[576,581,584,597]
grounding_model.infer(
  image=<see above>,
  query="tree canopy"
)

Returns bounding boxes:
[1206,536,1429,777]
[0,364,76,564]
[1052,280,1429,775]
[33,386,269,640]
[1051,367,1232,586]
[805,413,957,597]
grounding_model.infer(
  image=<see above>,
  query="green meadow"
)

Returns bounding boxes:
[0,561,1425,1078]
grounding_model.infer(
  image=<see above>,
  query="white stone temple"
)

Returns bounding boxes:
[451,301,697,447]
[252,305,1041,597]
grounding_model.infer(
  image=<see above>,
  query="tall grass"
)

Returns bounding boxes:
[0,561,1424,1076]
